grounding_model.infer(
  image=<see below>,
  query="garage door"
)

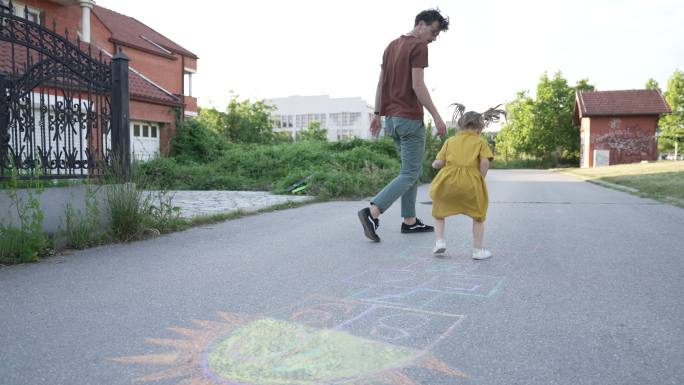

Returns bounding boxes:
[130,122,160,161]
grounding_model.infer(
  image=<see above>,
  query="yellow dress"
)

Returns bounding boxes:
[429,130,494,220]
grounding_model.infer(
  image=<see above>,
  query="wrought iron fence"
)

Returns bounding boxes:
[0,1,129,180]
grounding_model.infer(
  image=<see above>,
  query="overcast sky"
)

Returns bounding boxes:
[98,0,683,123]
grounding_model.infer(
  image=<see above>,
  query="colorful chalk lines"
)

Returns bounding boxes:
[114,246,505,384]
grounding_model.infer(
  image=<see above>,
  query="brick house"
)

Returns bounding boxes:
[1,0,198,159]
[573,89,671,167]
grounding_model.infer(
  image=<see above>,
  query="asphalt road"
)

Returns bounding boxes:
[1,170,682,385]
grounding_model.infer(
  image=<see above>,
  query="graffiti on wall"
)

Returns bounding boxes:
[592,120,654,163]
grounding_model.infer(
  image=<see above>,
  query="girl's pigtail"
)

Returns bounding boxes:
[482,104,507,127]
[449,103,466,128]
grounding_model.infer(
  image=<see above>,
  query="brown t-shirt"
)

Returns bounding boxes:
[379,35,429,120]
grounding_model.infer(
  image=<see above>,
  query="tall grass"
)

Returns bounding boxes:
[139,138,401,198]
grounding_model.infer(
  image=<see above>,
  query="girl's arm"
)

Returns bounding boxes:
[480,158,490,177]
[432,159,446,169]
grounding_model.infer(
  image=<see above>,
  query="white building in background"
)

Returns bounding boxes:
[268,95,375,141]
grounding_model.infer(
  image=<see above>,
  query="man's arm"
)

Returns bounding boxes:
[412,68,446,135]
[370,70,383,137]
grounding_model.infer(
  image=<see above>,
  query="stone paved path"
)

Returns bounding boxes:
[144,190,314,218]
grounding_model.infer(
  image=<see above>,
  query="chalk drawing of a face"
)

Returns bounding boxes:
[112,306,467,384]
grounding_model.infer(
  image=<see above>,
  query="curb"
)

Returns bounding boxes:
[555,170,639,193]
[585,179,639,193]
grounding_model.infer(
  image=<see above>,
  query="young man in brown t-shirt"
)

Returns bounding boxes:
[358,9,449,242]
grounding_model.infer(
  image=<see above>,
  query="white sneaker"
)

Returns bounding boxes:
[433,239,447,255]
[472,248,492,260]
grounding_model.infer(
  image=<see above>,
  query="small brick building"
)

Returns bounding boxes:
[574,89,671,167]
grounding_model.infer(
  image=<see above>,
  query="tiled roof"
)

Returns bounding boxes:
[92,5,198,59]
[576,89,671,117]
[0,41,181,106]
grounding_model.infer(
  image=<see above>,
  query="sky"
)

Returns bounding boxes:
[97,0,683,125]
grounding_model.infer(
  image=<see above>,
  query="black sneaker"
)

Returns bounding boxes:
[357,207,380,242]
[401,218,434,233]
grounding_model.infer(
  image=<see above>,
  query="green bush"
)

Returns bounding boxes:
[64,204,99,249]
[143,191,183,233]
[139,137,401,198]
[491,157,578,169]
[62,184,104,249]
[421,126,456,182]
[105,182,148,241]
[298,121,327,141]
[0,170,52,264]
[0,226,50,264]
[171,118,226,163]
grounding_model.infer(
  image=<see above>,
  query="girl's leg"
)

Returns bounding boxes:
[435,217,445,240]
[473,218,485,249]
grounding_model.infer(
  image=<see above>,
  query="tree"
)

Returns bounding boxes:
[495,72,595,163]
[224,95,275,144]
[298,120,328,141]
[645,78,661,91]
[658,69,684,153]
[196,107,228,133]
[195,95,276,144]
[496,91,536,159]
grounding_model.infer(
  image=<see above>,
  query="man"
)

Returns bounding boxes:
[358,9,449,242]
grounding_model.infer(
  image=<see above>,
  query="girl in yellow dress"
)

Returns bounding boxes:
[429,103,505,259]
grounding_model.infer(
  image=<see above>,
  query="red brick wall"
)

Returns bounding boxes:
[121,48,183,95]
[184,95,198,115]
[183,57,197,72]
[588,116,658,167]
[28,2,113,52]
[130,100,177,155]
[89,12,115,52]
[21,1,73,29]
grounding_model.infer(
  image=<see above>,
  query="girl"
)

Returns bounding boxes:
[429,103,505,259]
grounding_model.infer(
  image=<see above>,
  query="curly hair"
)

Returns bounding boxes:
[415,8,450,31]
[449,103,506,130]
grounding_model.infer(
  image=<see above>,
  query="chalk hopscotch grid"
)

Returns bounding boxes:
[267,294,466,352]
[342,269,506,299]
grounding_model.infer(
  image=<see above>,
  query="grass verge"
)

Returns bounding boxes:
[555,161,684,208]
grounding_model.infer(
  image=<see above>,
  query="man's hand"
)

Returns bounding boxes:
[435,117,447,137]
[370,116,382,138]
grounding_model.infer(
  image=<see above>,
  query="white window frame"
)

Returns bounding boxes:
[1,1,41,24]
[131,122,159,138]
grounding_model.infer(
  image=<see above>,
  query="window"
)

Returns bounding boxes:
[336,129,354,141]
[183,72,194,96]
[330,112,361,127]
[271,115,282,129]
[130,121,160,142]
[1,1,41,24]
[294,113,327,129]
